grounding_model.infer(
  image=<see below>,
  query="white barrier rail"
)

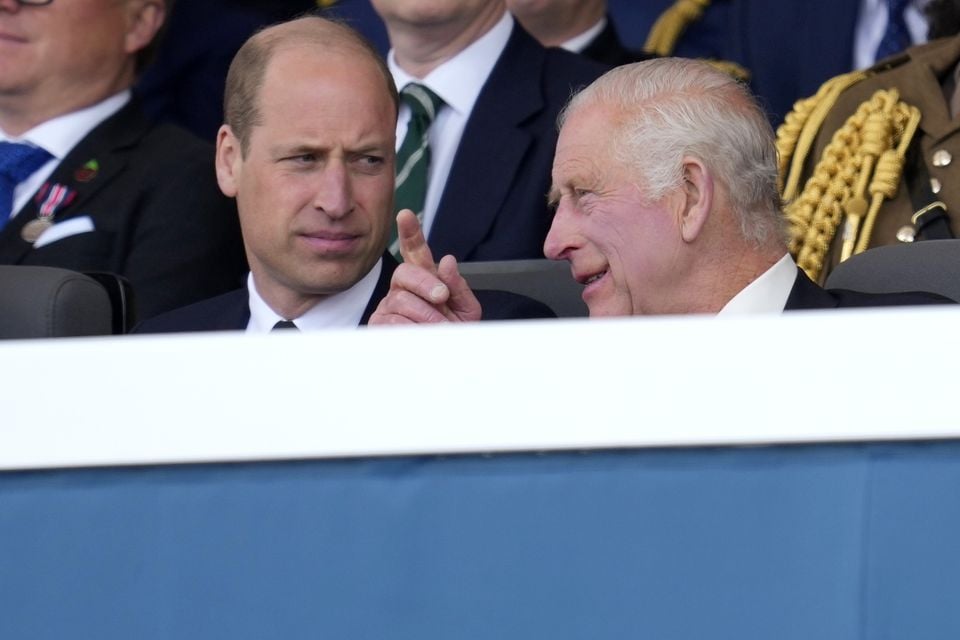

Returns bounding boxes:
[2,306,958,470]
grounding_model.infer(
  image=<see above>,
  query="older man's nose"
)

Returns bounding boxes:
[543,203,578,260]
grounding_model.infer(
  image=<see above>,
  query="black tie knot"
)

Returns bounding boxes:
[272,320,299,331]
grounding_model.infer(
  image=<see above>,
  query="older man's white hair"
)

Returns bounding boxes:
[559,58,785,246]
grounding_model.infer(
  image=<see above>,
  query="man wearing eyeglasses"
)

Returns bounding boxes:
[0,0,246,321]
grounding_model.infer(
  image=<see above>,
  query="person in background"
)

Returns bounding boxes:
[507,0,651,66]
[778,0,960,284]
[0,0,246,321]
[135,0,319,141]
[369,0,607,262]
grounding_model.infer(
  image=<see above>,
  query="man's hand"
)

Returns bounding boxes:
[369,209,482,324]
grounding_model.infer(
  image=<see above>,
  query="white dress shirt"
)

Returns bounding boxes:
[718,253,798,315]
[245,259,383,333]
[387,11,513,239]
[854,0,931,69]
[559,17,608,54]
[0,91,130,222]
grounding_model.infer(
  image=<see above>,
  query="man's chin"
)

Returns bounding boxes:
[301,264,373,295]
[586,302,633,318]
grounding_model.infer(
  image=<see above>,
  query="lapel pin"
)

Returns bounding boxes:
[74,159,99,183]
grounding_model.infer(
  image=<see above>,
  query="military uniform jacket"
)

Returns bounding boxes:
[805,36,960,278]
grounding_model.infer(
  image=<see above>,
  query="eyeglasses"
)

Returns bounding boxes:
[14,0,55,5]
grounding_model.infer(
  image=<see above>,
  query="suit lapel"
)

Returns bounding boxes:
[581,19,622,64]
[360,253,398,325]
[0,101,149,262]
[427,25,544,260]
[784,267,841,310]
[581,17,641,66]
[213,288,252,330]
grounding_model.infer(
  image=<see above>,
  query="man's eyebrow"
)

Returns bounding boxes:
[275,143,326,155]
[350,143,390,155]
[546,185,560,207]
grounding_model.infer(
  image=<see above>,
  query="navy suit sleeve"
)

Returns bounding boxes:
[476,289,557,321]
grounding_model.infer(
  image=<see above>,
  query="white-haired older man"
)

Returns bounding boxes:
[370,58,948,323]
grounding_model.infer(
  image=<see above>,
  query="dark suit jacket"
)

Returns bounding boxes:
[427,24,609,262]
[136,0,318,140]
[0,100,247,321]
[711,0,859,126]
[136,255,555,333]
[581,16,655,67]
[784,268,952,310]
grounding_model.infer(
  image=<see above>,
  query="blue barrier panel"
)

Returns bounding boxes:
[4,442,959,639]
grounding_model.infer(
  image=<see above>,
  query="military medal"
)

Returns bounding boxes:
[21,218,53,243]
[22,182,76,244]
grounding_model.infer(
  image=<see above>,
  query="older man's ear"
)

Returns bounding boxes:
[677,157,714,244]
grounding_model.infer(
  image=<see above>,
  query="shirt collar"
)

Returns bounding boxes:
[0,91,130,160]
[246,258,383,332]
[387,11,513,117]
[560,17,607,53]
[719,253,797,315]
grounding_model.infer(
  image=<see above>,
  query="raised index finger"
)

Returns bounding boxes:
[396,209,436,272]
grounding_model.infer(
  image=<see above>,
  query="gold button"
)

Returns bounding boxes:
[931,177,942,194]
[896,225,916,243]
[932,149,952,167]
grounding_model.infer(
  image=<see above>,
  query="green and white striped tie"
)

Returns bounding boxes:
[389,83,445,258]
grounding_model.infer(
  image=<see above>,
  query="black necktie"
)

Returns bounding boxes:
[272,320,299,331]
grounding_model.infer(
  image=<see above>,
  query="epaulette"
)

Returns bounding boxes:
[777,62,922,282]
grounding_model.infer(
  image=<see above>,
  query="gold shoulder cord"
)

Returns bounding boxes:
[777,71,867,199]
[643,1,750,81]
[643,0,711,57]
[778,86,921,281]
